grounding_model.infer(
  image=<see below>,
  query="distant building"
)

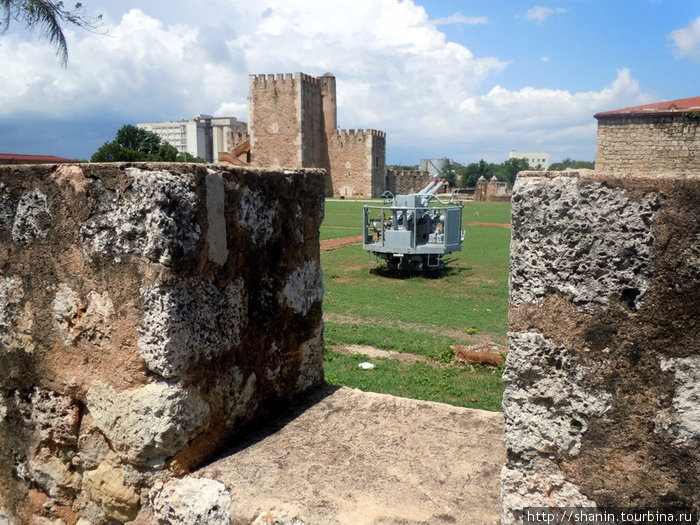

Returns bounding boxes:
[137,115,247,163]
[420,158,450,176]
[508,150,550,169]
[0,153,78,165]
[594,96,700,173]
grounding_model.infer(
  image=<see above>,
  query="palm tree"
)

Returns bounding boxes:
[1,0,101,65]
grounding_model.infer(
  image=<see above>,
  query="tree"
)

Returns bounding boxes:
[91,125,205,163]
[459,159,495,188]
[548,158,594,170]
[1,0,101,65]
[496,157,530,186]
[439,160,459,187]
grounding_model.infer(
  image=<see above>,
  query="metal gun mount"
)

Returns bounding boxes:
[362,177,465,271]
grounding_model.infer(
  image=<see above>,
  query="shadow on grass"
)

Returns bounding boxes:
[369,261,471,280]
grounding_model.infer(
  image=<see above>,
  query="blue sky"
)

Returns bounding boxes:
[1,0,698,164]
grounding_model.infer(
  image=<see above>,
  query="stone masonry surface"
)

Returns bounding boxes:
[0,162,325,524]
[595,115,700,173]
[504,170,699,524]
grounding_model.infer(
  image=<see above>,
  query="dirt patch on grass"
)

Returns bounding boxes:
[320,235,364,251]
[465,221,511,228]
[332,344,431,364]
[323,312,508,351]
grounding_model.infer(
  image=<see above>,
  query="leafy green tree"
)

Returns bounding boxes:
[548,158,594,170]
[459,159,495,188]
[388,164,419,171]
[1,0,101,65]
[91,125,204,163]
[496,157,530,186]
[439,160,459,187]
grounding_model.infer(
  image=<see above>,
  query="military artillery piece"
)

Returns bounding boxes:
[363,178,464,271]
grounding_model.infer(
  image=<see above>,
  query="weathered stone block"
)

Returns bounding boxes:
[0,162,325,522]
[149,476,232,525]
[503,170,699,524]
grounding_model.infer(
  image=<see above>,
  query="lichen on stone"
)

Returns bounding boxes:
[11,189,51,244]
[0,276,33,353]
[281,261,323,315]
[296,323,324,392]
[79,168,200,265]
[0,276,24,332]
[658,355,700,444]
[0,182,16,228]
[138,277,247,379]
[510,176,658,312]
[503,331,612,456]
[238,187,277,245]
[149,476,232,525]
[500,464,597,525]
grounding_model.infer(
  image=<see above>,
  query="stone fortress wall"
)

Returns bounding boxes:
[248,74,323,172]
[246,72,386,197]
[595,102,700,173]
[328,129,386,197]
[0,162,326,524]
[385,169,431,195]
[595,115,700,173]
[502,170,699,524]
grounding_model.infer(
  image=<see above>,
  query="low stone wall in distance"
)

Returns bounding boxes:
[503,170,699,524]
[0,162,326,523]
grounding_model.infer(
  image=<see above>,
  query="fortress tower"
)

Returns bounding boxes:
[247,72,386,197]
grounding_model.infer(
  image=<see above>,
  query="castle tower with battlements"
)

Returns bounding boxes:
[246,72,386,197]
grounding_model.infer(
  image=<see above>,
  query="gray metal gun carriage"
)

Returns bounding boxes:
[363,178,465,271]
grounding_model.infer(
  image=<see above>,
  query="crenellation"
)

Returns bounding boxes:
[246,71,386,196]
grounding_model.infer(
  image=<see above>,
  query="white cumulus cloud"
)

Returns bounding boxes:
[669,16,700,61]
[433,13,488,26]
[0,0,657,162]
[525,6,567,23]
[455,68,654,160]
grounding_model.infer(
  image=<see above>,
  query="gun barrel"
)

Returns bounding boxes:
[418,180,437,194]
[428,179,445,195]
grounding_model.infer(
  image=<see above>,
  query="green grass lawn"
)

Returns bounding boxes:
[320,198,511,411]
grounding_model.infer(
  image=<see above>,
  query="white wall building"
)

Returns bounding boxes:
[508,150,550,169]
[420,158,450,176]
[138,115,247,162]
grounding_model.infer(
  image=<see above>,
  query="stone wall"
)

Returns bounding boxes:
[328,130,386,197]
[503,170,699,524]
[474,176,512,202]
[595,114,700,173]
[246,72,385,198]
[249,74,305,170]
[385,169,430,195]
[0,162,326,524]
[248,73,333,195]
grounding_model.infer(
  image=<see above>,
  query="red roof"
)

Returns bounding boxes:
[595,96,700,118]
[0,153,79,164]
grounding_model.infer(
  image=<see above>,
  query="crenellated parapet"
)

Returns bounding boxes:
[249,72,324,96]
[334,128,386,140]
[226,131,250,150]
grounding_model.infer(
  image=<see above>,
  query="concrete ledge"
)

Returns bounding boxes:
[198,385,505,525]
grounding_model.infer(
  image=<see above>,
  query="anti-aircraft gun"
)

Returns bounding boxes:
[362,177,464,271]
